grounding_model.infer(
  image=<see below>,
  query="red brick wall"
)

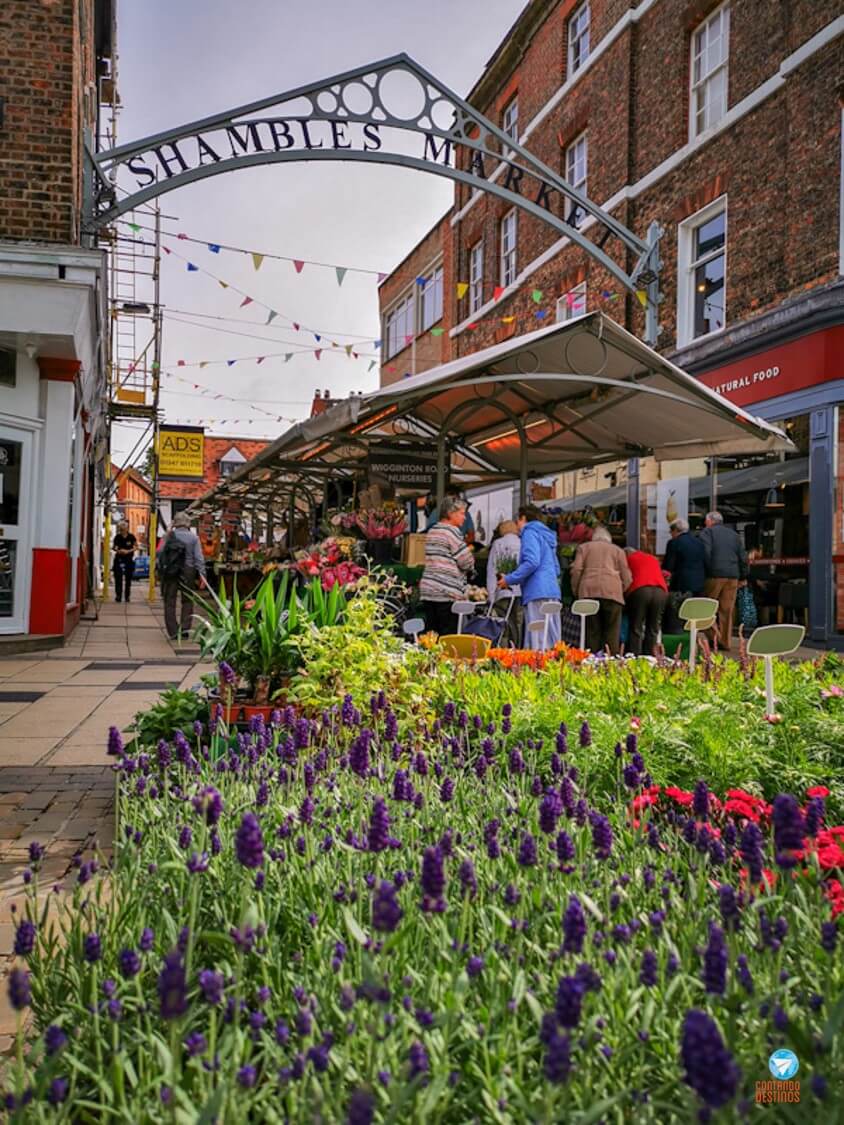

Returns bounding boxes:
[0,0,97,243]
[159,437,270,501]
[381,1,843,365]
[378,213,453,387]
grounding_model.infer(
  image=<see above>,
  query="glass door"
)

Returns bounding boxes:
[0,425,32,633]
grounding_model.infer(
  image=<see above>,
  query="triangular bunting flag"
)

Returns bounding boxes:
[502,316,515,324]
[266,310,277,325]
[601,290,612,299]
[314,349,322,361]
[199,362,208,369]
[314,334,321,343]
[227,360,236,367]
[430,327,445,337]
[367,360,377,372]
[251,253,264,271]
[456,282,469,300]
[566,292,576,308]
[373,339,382,349]
[218,280,228,289]
[284,354,293,363]
[187,262,198,272]
[535,310,547,319]
[636,290,648,308]
[336,267,347,287]
[293,323,300,331]
[353,352,358,359]
[293,260,305,274]
[467,323,478,330]
[208,244,221,253]
[162,246,171,254]
[378,273,387,283]
[344,344,353,357]
[240,296,253,308]
[177,233,188,240]
[129,223,141,233]
[177,360,186,367]
[416,276,427,287]
[493,286,505,300]
[531,289,543,303]
[404,334,414,346]
[256,357,266,365]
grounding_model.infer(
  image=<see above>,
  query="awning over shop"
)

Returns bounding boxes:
[188,313,794,521]
[540,457,809,514]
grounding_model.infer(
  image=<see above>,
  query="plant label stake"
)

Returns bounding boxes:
[746,624,805,715]
[678,597,719,671]
[571,599,599,651]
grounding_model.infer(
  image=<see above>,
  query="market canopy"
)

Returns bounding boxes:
[188,312,793,520]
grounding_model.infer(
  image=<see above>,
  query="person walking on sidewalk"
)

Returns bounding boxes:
[112,520,137,603]
[699,510,748,653]
[569,526,632,655]
[157,512,206,640]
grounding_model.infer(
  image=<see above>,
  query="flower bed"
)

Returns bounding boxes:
[4,686,843,1118]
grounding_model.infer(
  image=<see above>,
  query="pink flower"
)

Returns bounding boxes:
[630,717,642,731]
[321,568,338,590]
[807,786,830,799]
[764,713,782,724]
[821,685,843,699]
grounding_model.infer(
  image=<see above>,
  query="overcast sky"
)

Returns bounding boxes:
[111,0,526,464]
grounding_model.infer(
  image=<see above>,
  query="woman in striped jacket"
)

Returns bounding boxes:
[419,496,475,635]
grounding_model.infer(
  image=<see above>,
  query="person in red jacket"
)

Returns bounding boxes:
[624,547,669,656]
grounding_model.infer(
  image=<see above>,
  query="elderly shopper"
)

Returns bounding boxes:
[663,518,706,597]
[699,510,748,653]
[157,512,206,641]
[569,526,632,655]
[486,519,523,648]
[498,506,561,651]
[420,496,475,635]
[624,546,668,656]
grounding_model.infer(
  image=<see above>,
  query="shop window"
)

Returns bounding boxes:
[502,97,519,156]
[556,282,587,322]
[677,197,726,346]
[690,4,730,139]
[568,2,590,76]
[500,209,518,287]
[384,292,415,359]
[219,446,247,478]
[419,265,444,331]
[0,348,15,388]
[469,241,484,313]
[565,132,588,227]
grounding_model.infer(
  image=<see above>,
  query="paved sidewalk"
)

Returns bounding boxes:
[0,599,212,1052]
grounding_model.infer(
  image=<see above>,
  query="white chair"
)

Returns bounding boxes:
[571,598,600,651]
[539,599,562,650]
[451,600,476,635]
[403,617,425,644]
[747,624,805,713]
[678,596,719,671]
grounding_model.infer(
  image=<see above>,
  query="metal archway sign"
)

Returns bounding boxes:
[86,54,662,337]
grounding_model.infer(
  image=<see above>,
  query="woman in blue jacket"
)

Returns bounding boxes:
[497,505,561,650]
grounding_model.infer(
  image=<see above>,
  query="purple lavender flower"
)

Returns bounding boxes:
[186,851,209,874]
[544,1028,571,1083]
[574,962,602,992]
[107,726,124,758]
[562,895,586,954]
[508,747,525,774]
[623,763,642,790]
[805,796,824,837]
[702,923,727,995]
[518,832,538,867]
[235,812,264,869]
[771,794,805,867]
[681,1009,740,1109]
[692,779,709,821]
[13,920,36,957]
[178,825,193,850]
[83,933,102,963]
[736,953,753,994]
[666,952,680,978]
[440,777,455,803]
[539,790,562,834]
[811,1075,828,1100]
[139,927,154,953]
[556,831,575,864]
[640,949,658,988]
[591,815,613,860]
[28,842,45,866]
[408,1039,429,1080]
[372,880,403,933]
[718,884,741,932]
[420,847,446,913]
[158,951,188,1020]
[184,1031,207,1057]
[739,822,765,887]
[458,859,477,898]
[346,1088,376,1125]
[44,1026,67,1055]
[579,721,591,748]
[349,732,371,777]
[47,1078,69,1106]
[484,820,501,859]
[467,956,484,978]
[237,1065,257,1088]
[219,661,236,686]
[7,967,31,1010]
[555,976,584,1028]
[821,921,837,954]
[192,786,223,826]
[118,948,141,979]
[368,797,391,853]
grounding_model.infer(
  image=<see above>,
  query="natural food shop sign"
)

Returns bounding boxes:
[159,426,205,480]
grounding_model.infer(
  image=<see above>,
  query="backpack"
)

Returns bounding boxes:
[159,533,187,579]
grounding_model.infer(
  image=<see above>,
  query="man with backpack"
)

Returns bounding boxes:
[157,512,206,640]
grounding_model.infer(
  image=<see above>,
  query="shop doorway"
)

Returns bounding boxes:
[0,424,34,634]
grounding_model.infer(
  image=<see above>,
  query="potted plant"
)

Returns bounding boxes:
[356,508,408,564]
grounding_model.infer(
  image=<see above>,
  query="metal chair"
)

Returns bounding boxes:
[438,634,491,660]
[402,617,425,644]
[747,624,805,713]
[451,600,477,635]
[571,598,599,650]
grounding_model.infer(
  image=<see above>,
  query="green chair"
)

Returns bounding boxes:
[679,597,719,670]
[747,624,805,713]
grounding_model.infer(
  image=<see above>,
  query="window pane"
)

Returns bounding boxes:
[470,242,484,312]
[694,211,725,258]
[693,253,725,336]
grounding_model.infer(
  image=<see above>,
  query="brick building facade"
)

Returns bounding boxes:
[0,0,113,640]
[379,0,844,644]
[159,435,271,524]
[113,467,152,550]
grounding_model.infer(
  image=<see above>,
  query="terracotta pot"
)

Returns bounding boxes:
[254,675,271,705]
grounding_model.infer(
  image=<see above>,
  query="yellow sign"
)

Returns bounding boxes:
[159,426,205,479]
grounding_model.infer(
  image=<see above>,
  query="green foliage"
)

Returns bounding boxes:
[129,687,206,745]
